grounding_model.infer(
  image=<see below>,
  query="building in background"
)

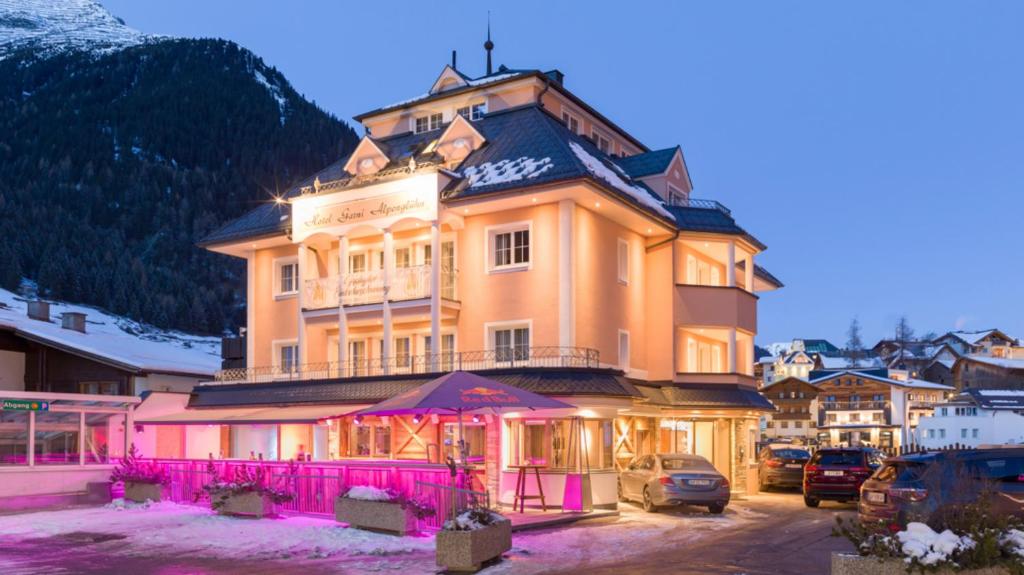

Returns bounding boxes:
[760,376,819,444]
[915,389,1024,448]
[953,355,1024,391]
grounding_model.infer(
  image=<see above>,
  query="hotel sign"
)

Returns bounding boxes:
[293,185,437,241]
[2,399,49,411]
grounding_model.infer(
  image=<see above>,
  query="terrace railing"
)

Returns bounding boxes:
[209,346,601,385]
[303,265,458,310]
[666,197,732,215]
[819,400,889,411]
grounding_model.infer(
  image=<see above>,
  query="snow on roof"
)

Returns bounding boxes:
[568,141,675,220]
[809,370,953,390]
[382,72,524,111]
[818,356,851,369]
[963,355,1024,371]
[0,287,219,377]
[462,156,554,188]
[901,378,955,391]
[976,389,1024,397]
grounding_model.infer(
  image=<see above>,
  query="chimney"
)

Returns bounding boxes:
[61,312,86,333]
[27,300,50,322]
[451,50,457,70]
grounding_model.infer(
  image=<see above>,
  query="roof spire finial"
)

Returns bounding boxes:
[484,11,494,76]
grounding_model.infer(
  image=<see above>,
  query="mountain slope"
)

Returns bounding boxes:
[0,3,359,335]
[0,0,149,59]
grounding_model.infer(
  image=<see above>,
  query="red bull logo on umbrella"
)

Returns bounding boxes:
[460,386,519,404]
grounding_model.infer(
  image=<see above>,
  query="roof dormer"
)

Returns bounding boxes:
[429,65,470,95]
[434,114,486,163]
[343,136,391,176]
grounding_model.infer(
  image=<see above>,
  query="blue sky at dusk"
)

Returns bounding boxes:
[102,1,1024,347]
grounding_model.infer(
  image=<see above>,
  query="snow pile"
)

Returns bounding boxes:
[462,156,553,188]
[443,509,507,531]
[253,67,288,126]
[569,142,675,220]
[0,500,434,562]
[0,0,154,60]
[345,485,395,502]
[895,522,975,566]
[0,286,220,376]
[1004,530,1024,558]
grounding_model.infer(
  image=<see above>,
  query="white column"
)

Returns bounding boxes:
[744,254,754,293]
[430,221,441,371]
[726,240,736,287]
[297,243,308,366]
[124,406,135,457]
[728,327,737,374]
[746,336,755,376]
[27,411,35,467]
[558,200,575,348]
[338,236,349,377]
[246,251,256,369]
[382,229,393,375]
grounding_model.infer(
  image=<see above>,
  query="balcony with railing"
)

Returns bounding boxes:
[667,197,732,215]
[208,346,601,385]
[820,400,890,411]
[303,265,457,310]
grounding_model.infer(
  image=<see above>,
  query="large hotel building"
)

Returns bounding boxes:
[150,52,782,506]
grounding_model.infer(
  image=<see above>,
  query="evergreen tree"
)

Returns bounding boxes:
[845,317,865,367]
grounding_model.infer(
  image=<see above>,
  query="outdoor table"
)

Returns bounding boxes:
[509,464,547,512]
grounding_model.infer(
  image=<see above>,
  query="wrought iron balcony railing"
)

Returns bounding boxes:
[666,197,732,215]
[819,400,890,411]
[303,265,457,310]
[207,346,601,385]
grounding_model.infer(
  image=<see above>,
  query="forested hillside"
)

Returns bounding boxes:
[0,39,358,334]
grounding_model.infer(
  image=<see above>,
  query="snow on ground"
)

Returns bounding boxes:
[0,500,761,574]
[568,142,675,220]
[253,67,288,126]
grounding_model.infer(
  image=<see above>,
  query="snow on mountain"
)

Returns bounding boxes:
[0,0,153,59]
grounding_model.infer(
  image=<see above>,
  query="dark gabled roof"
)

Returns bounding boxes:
[188,367,640,409]
[613,147,678,179]
[666,203,768,251]
[633,383,775,411]
[958,388,1024,410]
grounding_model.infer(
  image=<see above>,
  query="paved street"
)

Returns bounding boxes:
[0,492,854,574]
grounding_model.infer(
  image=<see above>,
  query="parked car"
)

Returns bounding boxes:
[757,446,811,490]
[859,448,1024,531]
[619,454,730,514]
[803,447,884,507]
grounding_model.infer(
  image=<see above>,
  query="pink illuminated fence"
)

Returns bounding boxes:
[140,458,475,529]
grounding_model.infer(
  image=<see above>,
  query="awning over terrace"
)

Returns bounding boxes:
[136,404,357,425]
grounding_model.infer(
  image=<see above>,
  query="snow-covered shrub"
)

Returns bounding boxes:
[200,458,294,511]
[342,485,436,520]
[896,523,975,566]
[443,507,507,531]
[110,444,168,485]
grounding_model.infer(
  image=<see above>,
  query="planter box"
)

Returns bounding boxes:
[831,553,1010,575]
[124,482,162,503]
[436,519,512,573]
[210,491,276,518]
[335,497,417,536]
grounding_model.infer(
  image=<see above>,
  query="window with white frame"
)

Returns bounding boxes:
[591,129,611,153]
[561,110,580,134]
[668,184,688,206]
[414,113,443,133]
[394,247,411,268]
[349,340,367,375]
[617,239,629,284]
[273,341,298,375]
[394,337,411,369]
[274,257,298,297]
[618,330,630,371]
[471,102,486,120]
[348,252,367,273]
[425,333,456,370]
[456,106,470,120]
[430,113,443,131]
[488,223,530,272]
[492,325,529,362]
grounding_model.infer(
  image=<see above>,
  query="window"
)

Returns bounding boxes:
[872,413,882,422]
[34,412,80,465]
[425,333,456,370]
[395,337,411,369]
[591,129,610,153]
[849,413,860,423]
[394,247,411,268]
[667,184,687,206]
[618,330,630,371]
[414,113,443,133]
[961,428,968,439]
[349,252,367,273]
[456,106,470,120]
[350,419,390,458]
[617,239,629,284]
[780,421,789,429]
[494,326,529,362]
[488,223,530,271]
[430,113,443,131]
[274,340,298,375]
[349,340,367,376]
[939,429,946,439]
[0,411,28,466]
[471,102,486,120]
[827,414,838,423]
[928,429,935,439]
[79,381,121,395]
[444,423,485,463]
[972,429,979,438]
[274,258,298,296]
[561,110,580,134]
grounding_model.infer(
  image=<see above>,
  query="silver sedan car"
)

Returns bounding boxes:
[618,453,731,513]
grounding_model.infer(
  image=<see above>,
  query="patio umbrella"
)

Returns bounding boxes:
[352,371,574,465]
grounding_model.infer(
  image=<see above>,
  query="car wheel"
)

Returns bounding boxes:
[617,480,627,503]
[804,496,820,508]
[642,487,657,513]
[708,503,726,514]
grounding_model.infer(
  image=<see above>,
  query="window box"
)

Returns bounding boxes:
[436,518,512,572]
[334,497,417,536]
[124,481,162,503]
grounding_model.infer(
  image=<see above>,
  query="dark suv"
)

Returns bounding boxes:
[758,446,811,490]
[859,448,1024,531]
[803,447,884,507]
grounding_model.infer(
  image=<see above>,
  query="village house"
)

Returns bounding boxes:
[953,355,1024,391]
[139,49,783,507]
[915,388,1024,448]
[760,376,819,444]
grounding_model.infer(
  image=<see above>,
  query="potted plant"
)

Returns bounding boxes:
[200,459,294,518]
[436,506,512,573]
[335,485,436,536]
[110,444,168,503]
